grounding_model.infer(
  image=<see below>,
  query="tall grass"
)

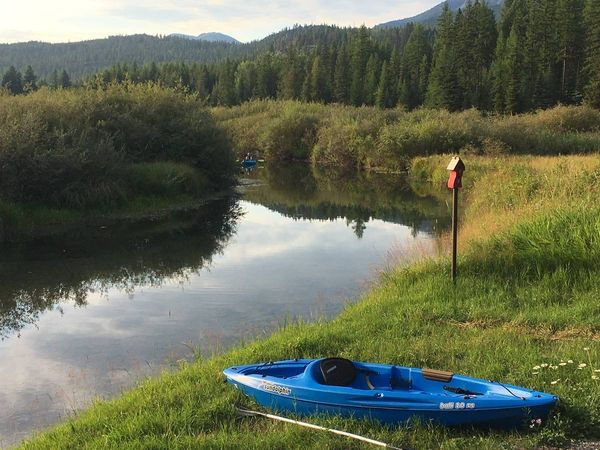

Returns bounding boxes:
[215,101,600,170]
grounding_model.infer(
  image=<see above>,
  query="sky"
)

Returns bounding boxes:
[0,0,442,44]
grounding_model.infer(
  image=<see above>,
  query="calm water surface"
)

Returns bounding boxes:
[0,164,449,446]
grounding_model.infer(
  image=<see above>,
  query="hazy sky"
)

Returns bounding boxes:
[0,0,442,44]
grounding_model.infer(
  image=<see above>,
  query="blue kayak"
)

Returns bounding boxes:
[224,358,557,428]
[241,159,257,167]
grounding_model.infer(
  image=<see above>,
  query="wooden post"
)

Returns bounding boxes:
[446,156,465,284]
[451,187,458,283]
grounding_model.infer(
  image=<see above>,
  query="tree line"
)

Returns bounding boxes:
[1,65,72,94]
[3,0,600,112]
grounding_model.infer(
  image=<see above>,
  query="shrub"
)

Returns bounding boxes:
[214,101,600,172]
[0,84,235,209]
[125,162,207,197]
[260,108,320,161]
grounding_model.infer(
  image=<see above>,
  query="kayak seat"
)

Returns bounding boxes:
[320,358,356,386]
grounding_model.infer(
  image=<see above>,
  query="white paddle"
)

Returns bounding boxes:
[235,406,405,449]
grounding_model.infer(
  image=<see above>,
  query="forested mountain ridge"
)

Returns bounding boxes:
[80,0,599,113]
[2,0,600,114]
[0,1,506,81]
[0,26,357,80]
[377,0,504,28]
[170,32,240,44]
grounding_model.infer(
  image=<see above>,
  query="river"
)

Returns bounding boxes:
[0,164,449,447]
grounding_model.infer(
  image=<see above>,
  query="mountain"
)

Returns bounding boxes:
[170,32,240,44]
[0,25,351,80]
[377,0,504,29]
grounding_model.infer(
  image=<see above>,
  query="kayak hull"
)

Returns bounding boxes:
[241,160,257,167]
[224,359,557,428]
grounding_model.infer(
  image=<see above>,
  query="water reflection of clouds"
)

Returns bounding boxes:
[0,199,438,446]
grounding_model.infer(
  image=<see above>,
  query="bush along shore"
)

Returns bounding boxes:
[214,100,600,170]
[0,84,236,243]
[18,155,600,450]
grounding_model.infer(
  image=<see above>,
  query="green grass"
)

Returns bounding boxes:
[18,156,600,449]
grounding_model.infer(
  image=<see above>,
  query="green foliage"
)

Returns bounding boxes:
[218,101,600,170]
[1,66,23,95]
[262,108,320,161]
[584,0,600,108]
[425,5,459,109]
[0,84,234,210]
[2,1,599,112]
[125,162,207,197]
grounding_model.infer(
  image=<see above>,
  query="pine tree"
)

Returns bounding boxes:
[350,26,370,106]
[58,69,71,88]
[22,65,37,92]
[313,46,332,102]
[376,60,394,108]
[424,3,460,110]
[426,5,458,109]
[212,60,237,105]
[583,0,600,107]
[455,1,498,109]
[400,24,432,109]
[523,0,559,109]
[363,54,380,106]
[492,0,528,113]
[308,55,330,102]
[557,0,585,103]
[235,61,258,103]
[504,25,524,113]
[387,49,401,107]
[279,48,304,100]
[1,66,23,95]
[255,53,278,99]
[333,44,350,103]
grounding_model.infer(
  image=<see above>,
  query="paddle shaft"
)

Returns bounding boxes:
[235,407,404,450]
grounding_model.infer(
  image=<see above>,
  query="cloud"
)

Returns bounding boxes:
[0,0,439,43]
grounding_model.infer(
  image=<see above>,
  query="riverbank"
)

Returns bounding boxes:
[18,155,600,449]
[0,190,235,244]
[0,85,236,243]
[214,101,600,171]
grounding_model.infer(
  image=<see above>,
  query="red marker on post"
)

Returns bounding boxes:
[447,156,465,283]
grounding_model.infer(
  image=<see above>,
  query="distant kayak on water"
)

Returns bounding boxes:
[241,159,257,167]
[224,358,557,428]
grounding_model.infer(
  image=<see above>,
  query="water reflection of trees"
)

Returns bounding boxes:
[0,197,241,340]
[243,163,451,238]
